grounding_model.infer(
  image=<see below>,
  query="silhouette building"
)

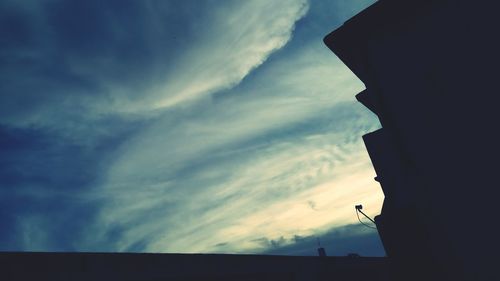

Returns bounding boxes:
[324,0,499,280]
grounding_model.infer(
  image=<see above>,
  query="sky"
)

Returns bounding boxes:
[0,0,385,256]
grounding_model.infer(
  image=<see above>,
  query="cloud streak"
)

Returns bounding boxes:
[0,0,383,255]
[150,0,309,109]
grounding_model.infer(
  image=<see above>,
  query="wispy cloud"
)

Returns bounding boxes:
[148,0,309,109]
[88,63,382,253]
[90,122,383,253]
[0,0,383,254]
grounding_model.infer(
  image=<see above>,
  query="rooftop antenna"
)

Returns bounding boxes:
[355,204,377,229]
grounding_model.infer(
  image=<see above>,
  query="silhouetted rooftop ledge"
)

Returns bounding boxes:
[323,0,434,82]
[1,252,392,281]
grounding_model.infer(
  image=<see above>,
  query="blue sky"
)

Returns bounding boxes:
[0,0,385,256]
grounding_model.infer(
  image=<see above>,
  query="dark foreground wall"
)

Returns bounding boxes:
[324,0,500,280]
[0,252,391,281]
